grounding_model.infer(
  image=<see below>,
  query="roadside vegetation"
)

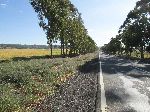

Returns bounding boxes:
[101,0,150,59]
[0,52,97,112]
[0,0,98,111]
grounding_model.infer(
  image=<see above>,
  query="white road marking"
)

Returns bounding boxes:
[99,52,107,112]
[120,75,150,112]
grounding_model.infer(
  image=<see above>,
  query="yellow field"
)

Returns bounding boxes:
[0,49,61,60]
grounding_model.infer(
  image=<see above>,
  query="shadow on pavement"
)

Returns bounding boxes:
[138,58,150,64]
[105,89,134,111]
[100,53,150,75]
[105,89,123,103]
[120,109,136,112]
[78,58,100,73]
[127,73,150,79]
[101,56,133,75]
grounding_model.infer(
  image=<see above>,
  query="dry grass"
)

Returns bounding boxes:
[0,49,61,60]
[131,51,150,59]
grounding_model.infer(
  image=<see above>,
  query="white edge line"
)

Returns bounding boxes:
[99,52,107,112]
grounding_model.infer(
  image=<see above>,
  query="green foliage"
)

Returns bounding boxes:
[29,0,97,56]
[101,37,122,55]
[102,0,150,59]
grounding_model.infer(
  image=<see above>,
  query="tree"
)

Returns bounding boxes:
[30,0,97,57]
[118,0,150,58]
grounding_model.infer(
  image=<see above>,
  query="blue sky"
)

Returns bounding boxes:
[0,0,138,46]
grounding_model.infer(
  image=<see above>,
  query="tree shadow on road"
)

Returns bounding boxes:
[105,89,136,112]
[138,58,150,64]
[100,54,150,75]
[120,109,136,112]
[105,89,123,103]
[127,73,150,79]
[78,58,100,73]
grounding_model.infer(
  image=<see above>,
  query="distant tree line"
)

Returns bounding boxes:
[0,44,60,49]
[29,0,97,56]
[101,0,150,59]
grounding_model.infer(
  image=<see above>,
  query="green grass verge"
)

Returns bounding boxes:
[0,52,98,112]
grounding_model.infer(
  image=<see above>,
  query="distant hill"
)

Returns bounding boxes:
[0,44,60,49]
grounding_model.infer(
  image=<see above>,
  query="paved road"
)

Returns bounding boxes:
[100,52,150,112]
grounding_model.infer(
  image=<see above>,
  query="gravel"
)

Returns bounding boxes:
[34,72,98,112]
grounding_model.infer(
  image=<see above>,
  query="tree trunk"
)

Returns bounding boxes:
[129,51,132,57]
[63,43,65,56]
[61,41,62,55]
[66,44,68,55]
[140,46,144,59]
[50,43,52,57]
[60,36,65,57]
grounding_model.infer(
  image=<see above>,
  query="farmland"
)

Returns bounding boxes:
[0,49,98,111]
[0,49,61,60]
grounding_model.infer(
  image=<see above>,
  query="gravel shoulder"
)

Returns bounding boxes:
[34,53,99,112]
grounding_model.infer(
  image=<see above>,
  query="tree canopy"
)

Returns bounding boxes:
[29,0,97,57]
[102,0,150,59]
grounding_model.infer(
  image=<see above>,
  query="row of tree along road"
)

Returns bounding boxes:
[101,0,150,59]
[29,0,97,57]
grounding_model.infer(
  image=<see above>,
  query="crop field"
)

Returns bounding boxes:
[0,51,97,112]
[0,49,61,60]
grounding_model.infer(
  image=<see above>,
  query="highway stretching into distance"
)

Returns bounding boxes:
[99,52,150,112]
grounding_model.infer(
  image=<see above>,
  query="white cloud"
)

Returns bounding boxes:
[0,0,9,8]
[0,3,6,6]
[0,3,7,8]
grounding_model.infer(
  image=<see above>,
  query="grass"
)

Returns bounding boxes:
[0,49,61,60]
[130,51,150,59]
[0,51,98,112]
[116,51,150,59]
[143,52,150,58]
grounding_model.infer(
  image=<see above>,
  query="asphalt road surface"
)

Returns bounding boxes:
[100,52,150,112]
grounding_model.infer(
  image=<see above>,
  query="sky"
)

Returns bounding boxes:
[0,0,139,46]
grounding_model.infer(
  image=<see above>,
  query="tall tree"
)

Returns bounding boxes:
[30,0,97,57]
[118,0,150,58]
